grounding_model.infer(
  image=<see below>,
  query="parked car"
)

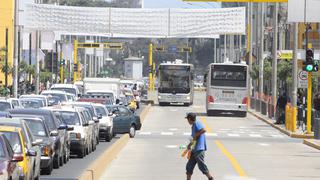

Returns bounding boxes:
[23,117,56,175]
[0,126,37,180]
[51,107,92,158]
[0,133,20,180]
[106,105,142,138]
[93,104,113,142]
[0,118,42,179]
[9,109,70,169]
[41,90,68,103]
[68,102,100,146]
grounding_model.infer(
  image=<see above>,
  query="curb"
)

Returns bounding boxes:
[248,110,314,139]
[78,103,152,180]
[303,139,320,150]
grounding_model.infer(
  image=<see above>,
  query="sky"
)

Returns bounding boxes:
[144,0,221,9]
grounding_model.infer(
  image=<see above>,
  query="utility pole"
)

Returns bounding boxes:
[186,38,189,63]
[292,22,298,133]
[224,34,227,62]
[259,3,265,112]
[84,36,87,79]
[13,0,19,97]
[5,29,9,89]
[248,2,253,107]
[272,3,278,118]
[35,30,40,94]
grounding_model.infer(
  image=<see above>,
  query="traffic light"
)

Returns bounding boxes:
[60,59,65,66]
[73,63,78,72]
[154,46,165,52]
[305,48,314,72]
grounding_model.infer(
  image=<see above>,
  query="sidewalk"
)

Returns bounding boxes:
[248,109,314,139]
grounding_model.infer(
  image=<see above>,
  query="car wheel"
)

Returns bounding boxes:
[59,153,63,166]
[63,147,67,164]
[41,160,52,175]
[78,146,85,158]
[129,125,136,138]
[53,154,60,169]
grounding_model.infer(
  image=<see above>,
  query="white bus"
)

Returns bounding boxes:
[158,62,194,106]
[205,63,248,117]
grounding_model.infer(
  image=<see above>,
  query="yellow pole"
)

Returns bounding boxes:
[74,40,78,83]
[292,107,297,133]
[149,43,153,91]
[307,72,312,134]
[153,62,156,91]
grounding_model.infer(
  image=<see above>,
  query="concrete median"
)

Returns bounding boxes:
[78,103,152,180]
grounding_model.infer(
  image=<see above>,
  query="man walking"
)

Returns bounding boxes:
[185,113,214,180]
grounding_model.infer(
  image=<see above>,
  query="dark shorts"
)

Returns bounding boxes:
[186,150,209,175]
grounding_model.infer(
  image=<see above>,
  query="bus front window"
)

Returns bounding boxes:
[159,70,190,93]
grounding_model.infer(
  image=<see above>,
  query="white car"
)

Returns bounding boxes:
[19,95,49,107]
[50,84,80,99]
[50,106,93,158]
[41,90,69,103]
[93,104,114,142]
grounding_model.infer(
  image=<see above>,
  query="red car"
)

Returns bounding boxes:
[0,133,20,180]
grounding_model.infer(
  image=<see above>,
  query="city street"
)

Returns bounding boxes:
[101,92,320,180]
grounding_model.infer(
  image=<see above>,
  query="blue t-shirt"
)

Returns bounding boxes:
[191,120,207,152]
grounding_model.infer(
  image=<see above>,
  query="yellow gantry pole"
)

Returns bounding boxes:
[149,43,153,91]
[307,72,312,134]
[60,52,64,84]
[74,40,78,83]
[153,62,156,91]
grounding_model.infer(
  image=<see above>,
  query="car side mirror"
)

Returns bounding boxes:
[11,154,24,162]
[108,113,113,116]
[58,124,67,130]
[98,114,102,119]
[67,126,74,131]
[32,139,43,146]
[26,149,37,157]
[50,130,59,136]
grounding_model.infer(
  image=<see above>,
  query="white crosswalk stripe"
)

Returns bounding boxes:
[161,132,174,135]
[227,134,240,137]
[249,134,262,138]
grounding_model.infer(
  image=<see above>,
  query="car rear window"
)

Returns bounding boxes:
[1,131,22,154]
[54,111,80,126]
[25,120,48,137]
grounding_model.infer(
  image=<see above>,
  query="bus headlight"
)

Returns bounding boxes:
[158,96,161,99]
[186,96,190,100]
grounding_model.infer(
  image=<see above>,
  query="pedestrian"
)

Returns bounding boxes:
[185,113,214,180]
[275,92,287,124]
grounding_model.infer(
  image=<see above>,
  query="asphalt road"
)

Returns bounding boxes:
[101,92,320,180]
[40,105,145,180]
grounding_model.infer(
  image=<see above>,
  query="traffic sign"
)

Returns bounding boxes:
[298,70,308,88]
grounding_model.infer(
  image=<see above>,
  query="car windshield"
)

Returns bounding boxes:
[25,120,48,137]
[51,88,76,96]
[0,102,11,111]
[43,93,67,102]
[0,140,5,157]
[94,106,108,116]
[55,111,80,126]
[1,131,22,154]
[20,99,43,108]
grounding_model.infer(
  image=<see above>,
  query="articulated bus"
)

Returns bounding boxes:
[205,62,248,117]
[158,62,194,106]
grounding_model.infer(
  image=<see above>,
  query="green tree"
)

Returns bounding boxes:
[40,71,52,83]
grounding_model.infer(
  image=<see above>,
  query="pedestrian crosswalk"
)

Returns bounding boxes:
[137,129,286,139]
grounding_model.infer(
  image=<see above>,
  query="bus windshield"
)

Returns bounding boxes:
[159,68,190,93]
[211,65,247,87]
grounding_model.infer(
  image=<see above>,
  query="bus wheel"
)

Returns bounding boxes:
[159,102,166,106]
[183,103,190,107]
[207,110,218,116]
